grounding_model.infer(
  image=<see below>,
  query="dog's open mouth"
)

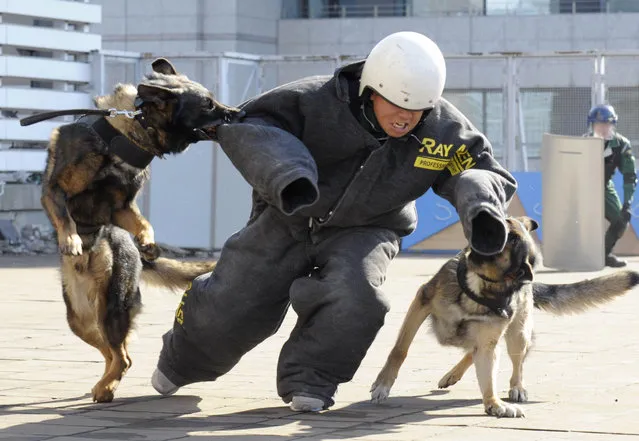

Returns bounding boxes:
[194,109,246,141]
[184,128,212,142]
[187,125,220,142]
[198,127,214,139]
[201,126,218,139]
[193,119,225,141]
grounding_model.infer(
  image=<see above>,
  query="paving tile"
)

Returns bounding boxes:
[2,255,639,441]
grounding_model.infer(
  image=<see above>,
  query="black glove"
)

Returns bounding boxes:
[621,202,632,223]
[469,210,508,256]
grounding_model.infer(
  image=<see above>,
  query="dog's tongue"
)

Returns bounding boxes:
[204,126,217,137]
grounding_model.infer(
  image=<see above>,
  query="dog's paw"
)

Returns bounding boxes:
[484,398,525,418]
[370,380,392,404]
[59,234,83,255]
[438,370,462,389]
[91,385,114,403]
[508,385,528,403]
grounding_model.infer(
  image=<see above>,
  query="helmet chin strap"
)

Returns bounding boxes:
[358,91,387,140]
[357,87,430,141]
[361,101,382,132]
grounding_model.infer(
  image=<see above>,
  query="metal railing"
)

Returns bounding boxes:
[6,49,638,176]
[281,0,639,19]
[282,2,411,18]
[85,49,639,173]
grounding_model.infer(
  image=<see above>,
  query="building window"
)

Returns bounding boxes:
[282,0,408,18]
[30,80,54,89]
[17,49,54,58]
[557,0,605,13]
[33,19,54,27]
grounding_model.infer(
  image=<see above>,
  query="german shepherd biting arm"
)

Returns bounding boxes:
[371,216,639,417]
[40,57,240,403]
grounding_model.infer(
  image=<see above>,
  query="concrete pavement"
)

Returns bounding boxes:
[1,254,638,440]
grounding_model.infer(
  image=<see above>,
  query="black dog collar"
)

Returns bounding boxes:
[77,115,155,169]
[456,257,514,319]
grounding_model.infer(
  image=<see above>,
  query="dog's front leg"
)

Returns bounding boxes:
[474,341,524,418]
[371,289,432,403]
[41,185,83,255]
[113,201,159,260]
[505,312,533,403]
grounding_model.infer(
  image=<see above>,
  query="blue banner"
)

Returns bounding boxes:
[611,173,639,234]
[511,172,543,241]
[401,191,458,249]
[402,171,637,251]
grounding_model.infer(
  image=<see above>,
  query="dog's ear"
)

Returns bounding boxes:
[137,84,176,109]
[151,58,178,75]
[518,216,539,232]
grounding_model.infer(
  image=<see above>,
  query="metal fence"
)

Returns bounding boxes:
[94,49,639,172]
[280,0,639,19]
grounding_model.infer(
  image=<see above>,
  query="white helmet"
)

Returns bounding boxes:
[359,31,446,111]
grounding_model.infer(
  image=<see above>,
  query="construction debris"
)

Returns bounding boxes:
[0,222,218,258]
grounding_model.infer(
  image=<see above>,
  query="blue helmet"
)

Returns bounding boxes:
[587,104,618,125]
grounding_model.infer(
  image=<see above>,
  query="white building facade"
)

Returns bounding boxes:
[0,0,101,173]
[3,0,639,250]
[0,0,101,240]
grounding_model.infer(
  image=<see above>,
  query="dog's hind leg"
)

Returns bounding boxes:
[62,241,131,403]
[64,288,113,366]
[505,311,533,403]
[92,284,140,403]
[438,351,473,389]
[92,290,135,404]
[62,281,115,398]
[371,286,432,403]
[91,342,130,403]
[90,290,136,403]
[91,233,142,403]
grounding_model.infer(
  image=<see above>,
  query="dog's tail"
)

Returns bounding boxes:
[141,257,217,292]
[533,270,639,314]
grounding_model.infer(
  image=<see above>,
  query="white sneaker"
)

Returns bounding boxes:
[151,368,180,396]
[290,396,324,412]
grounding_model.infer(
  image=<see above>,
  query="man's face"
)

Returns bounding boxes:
[592,122,615,140]
[371,92,424,138]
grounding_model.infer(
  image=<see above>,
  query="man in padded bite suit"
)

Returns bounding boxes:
[152,31,518,412]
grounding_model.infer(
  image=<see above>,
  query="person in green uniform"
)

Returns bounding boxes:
[587,104,637,267]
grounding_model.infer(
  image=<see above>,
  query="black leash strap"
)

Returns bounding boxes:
[20,109,111,126]
[20,108,142,127]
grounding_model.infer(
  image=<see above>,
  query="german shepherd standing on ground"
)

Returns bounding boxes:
[40,58,240,402]
[371,216,639,417]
